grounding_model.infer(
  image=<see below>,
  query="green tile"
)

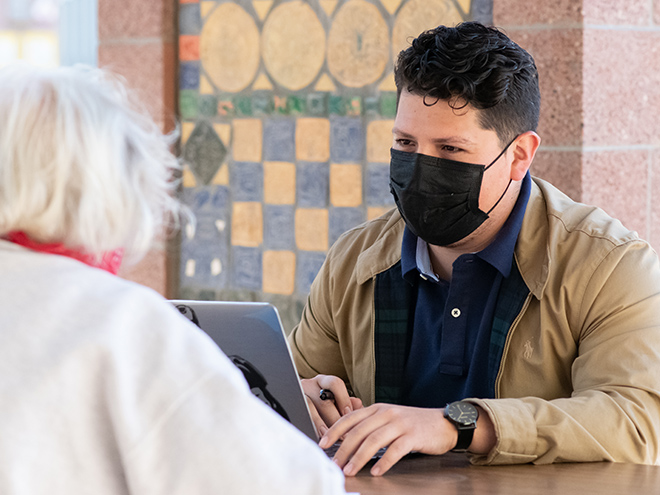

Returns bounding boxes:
[380,93,397,118]
[253,93,273,115]
[273,95,289,115]
[307,93,327,116]
[217,99,235,117]
[328,95,345,115]
[346,96,362,116]
[198,94,218,117]
[234,96,253,116]
[364,96,379,115]
[179,90,199,120]
[287,95,306,115]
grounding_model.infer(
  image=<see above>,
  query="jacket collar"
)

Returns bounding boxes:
[513,178,551,300]
[354,177,552,298]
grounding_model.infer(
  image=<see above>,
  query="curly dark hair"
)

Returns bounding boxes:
[394,22,540,145]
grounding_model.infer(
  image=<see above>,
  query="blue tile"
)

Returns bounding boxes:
[179,4,202,35]
[180,61,200,90]
[297,162,329,208]
[231,162,263,201]
[232,246,262,290]
[329,207,365,246]
[264,205,295,250]
[263,118,295,162]
[330,117,364,162]
[296,251,327,294]
[180,186,230,289]
[366,163,395,206]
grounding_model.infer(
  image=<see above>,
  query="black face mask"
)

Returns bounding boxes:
[389,142,514,246]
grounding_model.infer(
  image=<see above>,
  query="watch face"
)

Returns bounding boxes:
[446,401,478,426]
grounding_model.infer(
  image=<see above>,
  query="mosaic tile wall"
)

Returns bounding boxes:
[177,0,491,330]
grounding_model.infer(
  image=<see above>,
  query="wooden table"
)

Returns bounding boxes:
[344,453,660,495]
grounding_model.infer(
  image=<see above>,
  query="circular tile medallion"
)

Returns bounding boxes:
[392,0,463,61]
[327,0,389,88]
[200,3,260,93]
[262,1,326,91]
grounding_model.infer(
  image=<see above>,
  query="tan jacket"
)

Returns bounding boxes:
[289,177,660,465]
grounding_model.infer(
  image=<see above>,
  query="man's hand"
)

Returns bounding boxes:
[301,374,363,436]
[318,403,496,477]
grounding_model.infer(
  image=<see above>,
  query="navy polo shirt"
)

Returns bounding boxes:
[400,172,531,408]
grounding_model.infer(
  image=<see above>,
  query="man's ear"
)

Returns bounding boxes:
[509,131,541,181]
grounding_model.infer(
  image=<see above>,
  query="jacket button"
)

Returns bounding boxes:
[451,308,461,318]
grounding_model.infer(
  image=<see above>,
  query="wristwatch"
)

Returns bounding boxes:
[444,401,479,452]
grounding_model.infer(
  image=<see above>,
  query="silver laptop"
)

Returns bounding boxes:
[170,300,319,441]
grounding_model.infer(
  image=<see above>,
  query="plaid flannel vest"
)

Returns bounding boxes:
[374,259,530,404]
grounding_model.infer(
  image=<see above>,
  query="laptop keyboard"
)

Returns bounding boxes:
[323,442,386,460]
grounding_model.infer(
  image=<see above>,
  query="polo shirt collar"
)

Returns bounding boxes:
[477,172,531,277]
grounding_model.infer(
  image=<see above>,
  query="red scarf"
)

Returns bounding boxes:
[4,231,123,275]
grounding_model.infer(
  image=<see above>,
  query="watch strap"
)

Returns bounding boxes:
[452,425,475,452]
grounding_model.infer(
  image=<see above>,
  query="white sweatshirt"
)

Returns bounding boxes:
[0,240,346,494]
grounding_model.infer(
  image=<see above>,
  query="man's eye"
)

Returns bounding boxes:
[442,145,461,152]
[396,139,414,146]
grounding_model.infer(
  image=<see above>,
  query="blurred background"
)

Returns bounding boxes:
[1,0,659,333]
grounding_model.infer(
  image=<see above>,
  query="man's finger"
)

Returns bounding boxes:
[368,436,411,477]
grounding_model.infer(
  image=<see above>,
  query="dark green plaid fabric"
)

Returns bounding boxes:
[487,261,530,392]
[374,261,415,404]
[374,260,530,403]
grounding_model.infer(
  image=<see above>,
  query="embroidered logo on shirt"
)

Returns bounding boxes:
[523,340,534,359]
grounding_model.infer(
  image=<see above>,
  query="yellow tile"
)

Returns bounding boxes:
[380,0,403,15]
[181,121,195,144]
[295,208,328,251]
[199,74,215,95]
[296,118,330,162]
[232,119,262,162]
[263,250,296,295]
[182,164,197,188]
[231,202,263,247]
[378,71,397,92]
[457,0,471,14]
[213,123,231,147]
[211,163,229,186]
[367,120,395,163]
[252,71,274,90]
[185,259,196,277]
[367,206,392,221]
[264,162,296,205]
[252,0,274,20]
[330,163,362,207]
[314,73,336,92]
[319,0,338,16]
[201,1,216,18]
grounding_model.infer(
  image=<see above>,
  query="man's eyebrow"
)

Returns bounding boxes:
[392,128,476,146]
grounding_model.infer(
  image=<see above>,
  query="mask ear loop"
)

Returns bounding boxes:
[484,136,518,215]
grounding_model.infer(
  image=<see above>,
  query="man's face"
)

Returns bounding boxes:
[392,90,514,220]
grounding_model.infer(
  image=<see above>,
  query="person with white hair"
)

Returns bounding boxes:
[0,64,347,495]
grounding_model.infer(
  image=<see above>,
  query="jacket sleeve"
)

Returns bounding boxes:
[469,239,660,465]
[288,247,350,381]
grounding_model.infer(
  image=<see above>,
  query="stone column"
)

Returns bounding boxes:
[581,0,660,242]
[97,0,178,296]
[495,0,660,247]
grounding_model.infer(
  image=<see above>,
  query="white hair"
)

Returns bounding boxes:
[0,64,186,264]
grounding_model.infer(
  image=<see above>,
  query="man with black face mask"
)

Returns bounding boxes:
[288,22,660,476]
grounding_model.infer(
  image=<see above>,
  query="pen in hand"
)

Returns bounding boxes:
[319,389,335,401]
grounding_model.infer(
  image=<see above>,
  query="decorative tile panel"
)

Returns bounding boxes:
[177,0,485,329]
